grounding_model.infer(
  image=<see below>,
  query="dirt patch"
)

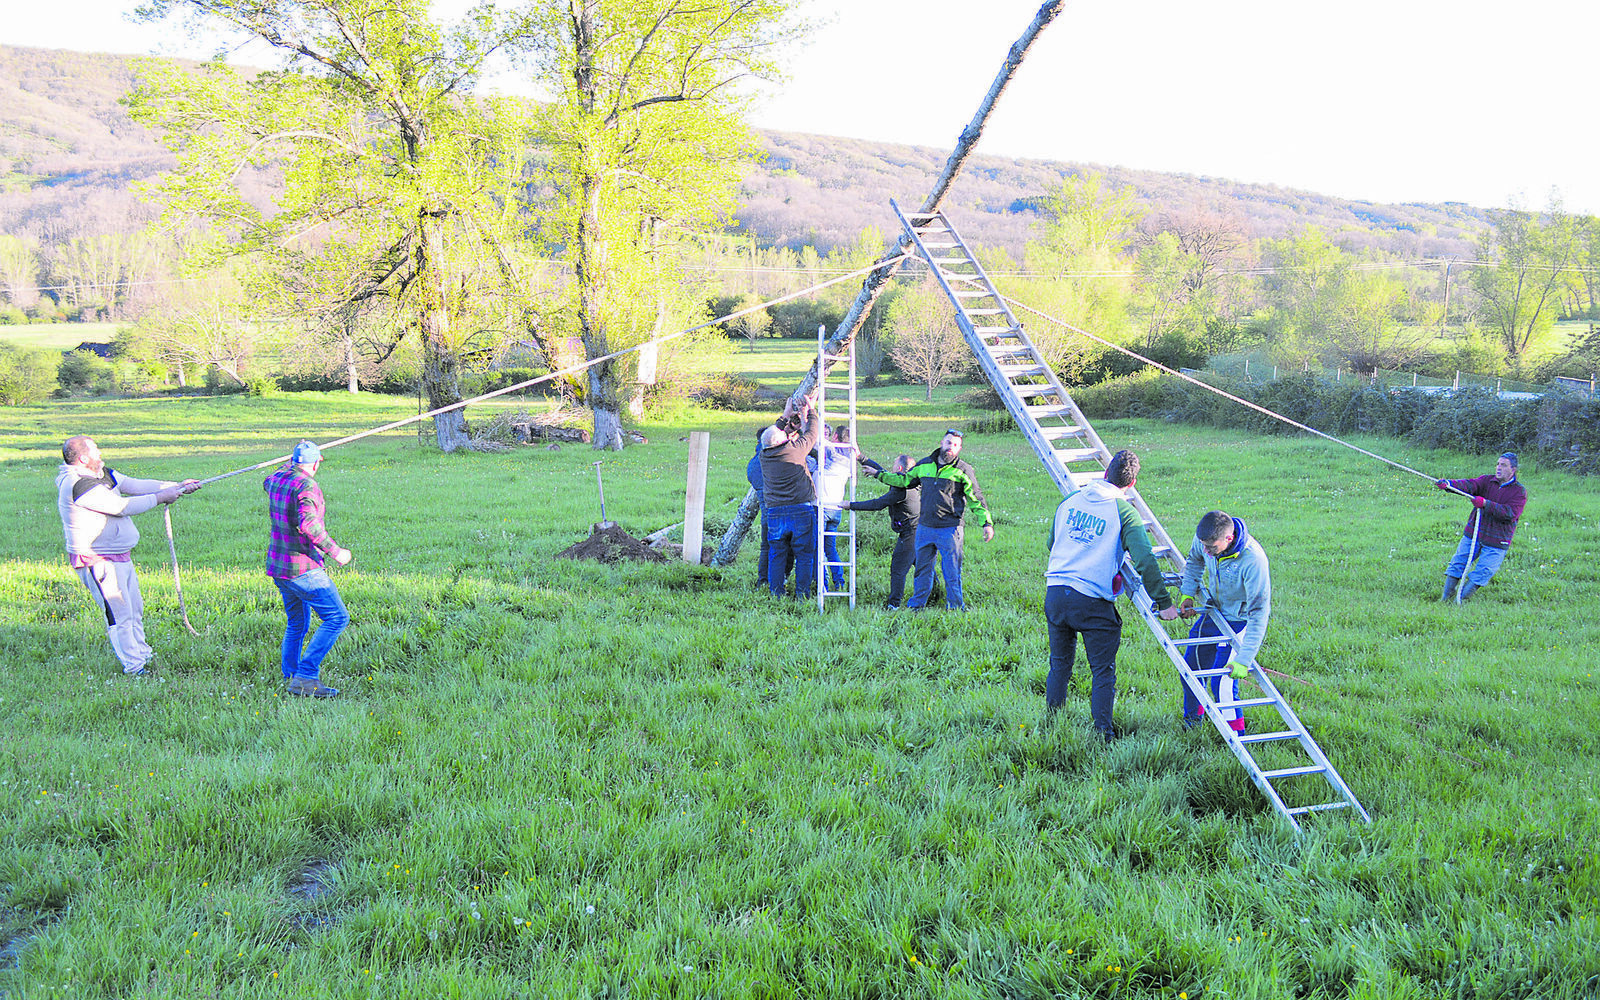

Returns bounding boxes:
[556,523,667,564]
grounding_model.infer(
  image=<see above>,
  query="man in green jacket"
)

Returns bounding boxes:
[874,429,993,609]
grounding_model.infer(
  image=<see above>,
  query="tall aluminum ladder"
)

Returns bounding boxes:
[891,200,1370,831]
[815,323,858,611]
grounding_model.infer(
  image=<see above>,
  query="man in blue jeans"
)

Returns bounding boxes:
[874,429,994,609]
[1177,510,1271,734]
[758,395,821,598]
[265,440,353,698]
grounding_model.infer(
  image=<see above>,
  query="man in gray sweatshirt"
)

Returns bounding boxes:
[1043,450,1178,741]
[56,435,199,675]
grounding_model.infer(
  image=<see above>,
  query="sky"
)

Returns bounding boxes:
[7,0,1596,215]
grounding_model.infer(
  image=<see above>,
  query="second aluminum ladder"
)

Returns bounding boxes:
[815,323,858,611]
[891,200,1370,831]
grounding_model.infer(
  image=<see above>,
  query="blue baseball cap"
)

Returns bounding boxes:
[292,440,322,464]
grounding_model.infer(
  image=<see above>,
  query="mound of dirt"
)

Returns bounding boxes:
[556,523,667,564]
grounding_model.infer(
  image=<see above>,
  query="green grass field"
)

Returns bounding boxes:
[0,322,121,351]
[1,372,1597,998]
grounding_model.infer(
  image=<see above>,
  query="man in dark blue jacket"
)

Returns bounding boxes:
[844,454,920,609]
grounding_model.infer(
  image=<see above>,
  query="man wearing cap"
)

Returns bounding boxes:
[265,440,353,697]
[56,435,201,675]
[873,428,994,610]
[758,394,821,598]
[1435,452,1528,602]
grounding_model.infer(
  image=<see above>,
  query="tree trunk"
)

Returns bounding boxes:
[710,0,1066,568]
[589,360,626,451]
[418,199,470,451]
[343,328,360,393]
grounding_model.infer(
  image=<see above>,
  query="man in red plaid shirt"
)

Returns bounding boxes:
[265,440,353,698]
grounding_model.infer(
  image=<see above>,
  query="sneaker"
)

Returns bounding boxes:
[1181,714,1203,730]
[882,603,902,611]
[288,677,340,698]
[124,665,150,677]
[1098,726,1121,744]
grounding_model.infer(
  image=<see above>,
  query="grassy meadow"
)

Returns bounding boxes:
[1,356,1598,998]
[0,323,122,351]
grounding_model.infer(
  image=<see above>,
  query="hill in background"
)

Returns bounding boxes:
[2,44,1489,258]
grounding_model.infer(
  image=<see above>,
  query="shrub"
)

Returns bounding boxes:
[55,349,118,396]
[690,373,767,411]
[0,304,27,325]
[245,374,280,397]
[0,343,59,405]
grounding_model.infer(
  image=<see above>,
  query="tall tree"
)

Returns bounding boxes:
[1470,198,1581,361]
[886,277,969,401]
[710,0,1067,565]
[130,0,531,450]
[524,0,803,450]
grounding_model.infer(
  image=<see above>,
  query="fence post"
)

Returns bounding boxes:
[1454,370,1460,389]
[1273,366,1278,379]
[1413,373,1418,386]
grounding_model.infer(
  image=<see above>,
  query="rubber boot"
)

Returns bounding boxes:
[1440,576,1460,602]
[1459,581,1479,603]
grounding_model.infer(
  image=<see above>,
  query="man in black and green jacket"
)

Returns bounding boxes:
[874,429,994,609]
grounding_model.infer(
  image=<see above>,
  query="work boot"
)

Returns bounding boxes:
[1440,576,1461,602]
[289,677,340,698]
[1458,581,1479,603]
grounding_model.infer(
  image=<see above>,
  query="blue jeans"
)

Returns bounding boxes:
[275,568,348,680]
[1445,535,1507,588]
[909,523,964,609]
[1182,614,1246,731]
[766,504,817,599]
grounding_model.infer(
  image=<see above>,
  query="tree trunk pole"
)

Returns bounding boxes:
[711,0,1066,567]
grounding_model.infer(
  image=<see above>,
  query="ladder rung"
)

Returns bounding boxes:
[930,256,972,265]
[918,241,958,248]
[1261,764,1327,780]
[1226,697,1279,709]
[954,291,993,299]
[1238,730,1300,744]
[1015,385,1058,398]
[1026,404,1076,419]
[1038,425,1087,441]
[1171,636,1229,649]
[1051,446,1102,463]
[974,326,1018,335]
[1287,801,1353,816]
[1188,665,1237,677]
[966,309,1005,316]
[999,363,1047,376]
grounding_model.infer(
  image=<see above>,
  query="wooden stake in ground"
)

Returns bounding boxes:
[710,0,1066,567]
[683,431,710,564]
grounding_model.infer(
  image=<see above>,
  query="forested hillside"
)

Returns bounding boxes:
[1,44,1488,259]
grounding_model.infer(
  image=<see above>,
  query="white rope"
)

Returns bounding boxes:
[1001,294,1455,485]
[194,254,910,486]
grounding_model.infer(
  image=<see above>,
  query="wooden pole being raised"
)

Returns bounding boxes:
[683,431,710,564]
[711,0,1066,567]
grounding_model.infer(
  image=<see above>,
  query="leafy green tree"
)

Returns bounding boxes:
[522,0,804,449]
[0,343,59,406]
[130,0,532,450]
[1470,199,1581,361]
[886,277,968,402]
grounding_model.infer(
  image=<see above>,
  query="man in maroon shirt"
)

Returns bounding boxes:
[265,440,353,697]
[1436,452,1528,602]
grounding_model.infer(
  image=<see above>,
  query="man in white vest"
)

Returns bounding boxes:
[1043,449,1178,741]
[56,435,200,675]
